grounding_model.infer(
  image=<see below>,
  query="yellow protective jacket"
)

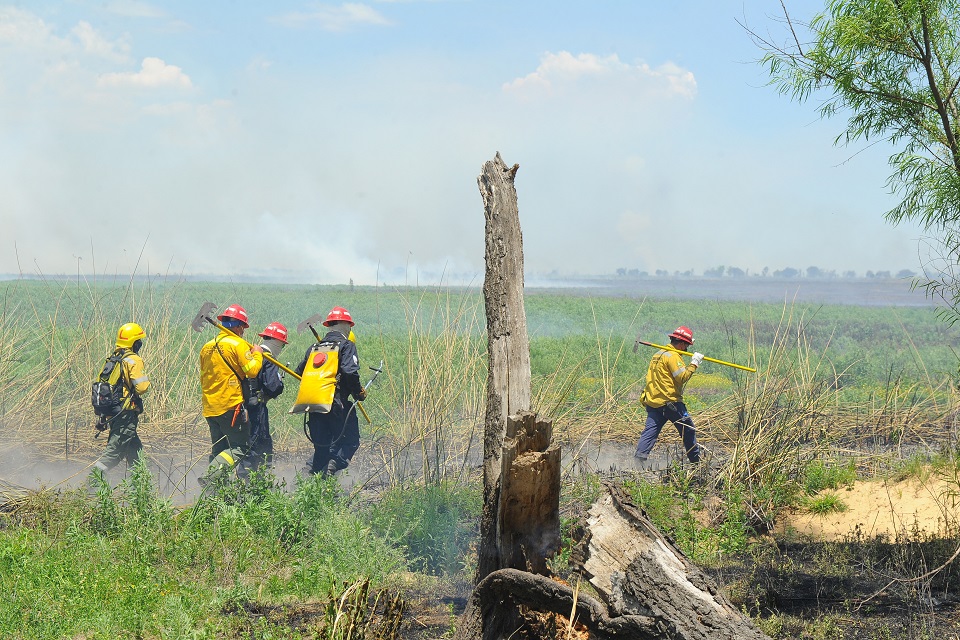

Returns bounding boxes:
[642,349,698,408]
[199,330,263,417]
[119,350,150,412]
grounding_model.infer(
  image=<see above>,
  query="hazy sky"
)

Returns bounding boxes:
[0,1,930,284]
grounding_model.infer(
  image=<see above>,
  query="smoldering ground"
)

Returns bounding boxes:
[0,430,656,502]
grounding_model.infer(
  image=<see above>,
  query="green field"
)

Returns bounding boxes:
[1,277,956,457]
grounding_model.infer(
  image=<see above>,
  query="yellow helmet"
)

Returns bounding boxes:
[116,322,146,349]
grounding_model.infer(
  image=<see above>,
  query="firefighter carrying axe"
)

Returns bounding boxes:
[191,302,302,380]
[297,313,373,424]
[632,334,756,373]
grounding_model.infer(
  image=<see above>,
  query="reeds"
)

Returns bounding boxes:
[0,273,208,463]
[364,284,486,486]
[2,276,958,504]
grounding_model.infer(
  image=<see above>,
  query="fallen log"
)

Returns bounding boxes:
[574,483,771,640]
[467,568,666,640]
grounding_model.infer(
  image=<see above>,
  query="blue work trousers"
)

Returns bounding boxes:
[635,401,700,463]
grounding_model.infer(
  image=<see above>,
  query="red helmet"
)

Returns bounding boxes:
[218,304,249,328]
[258,322,289,344]
[323,306,354,327]
[668,326,694,345]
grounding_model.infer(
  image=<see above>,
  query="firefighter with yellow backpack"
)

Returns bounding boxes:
[199,304,263,480]
[91,322,151,474]
[291,306,365,475]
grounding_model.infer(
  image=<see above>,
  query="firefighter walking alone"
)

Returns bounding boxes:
[635,325,704,465]
[92,322,151,474]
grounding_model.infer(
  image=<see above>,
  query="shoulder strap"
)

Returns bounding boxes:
[101,350,132,391]
[214,336,245,385]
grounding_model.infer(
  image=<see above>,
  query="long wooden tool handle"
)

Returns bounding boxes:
[637,340,757,373]
[355,361,383,425]
[205,317,303,380]
[356,401,371,424]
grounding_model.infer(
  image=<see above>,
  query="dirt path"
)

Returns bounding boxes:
[783,476,960,541]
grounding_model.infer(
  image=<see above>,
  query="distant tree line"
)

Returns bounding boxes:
[614,266,918,279]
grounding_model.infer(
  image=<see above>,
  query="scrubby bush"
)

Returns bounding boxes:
[365,480,481,576]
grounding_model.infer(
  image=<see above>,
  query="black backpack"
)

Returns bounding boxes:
[91,351,130,417]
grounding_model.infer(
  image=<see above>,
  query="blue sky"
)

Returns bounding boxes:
[0,1,928,284]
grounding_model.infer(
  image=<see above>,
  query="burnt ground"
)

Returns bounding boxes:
[707,536,960,639]
[7,440,960,639]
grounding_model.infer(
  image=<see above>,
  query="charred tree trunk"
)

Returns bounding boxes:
[475,152,534,581]
[497,411,560,575]
[454,153,561,640]
[459,483,771,640]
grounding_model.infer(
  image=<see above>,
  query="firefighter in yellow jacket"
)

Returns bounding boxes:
[94,323,151,473]
[199,304,263,469]
[634,325,704,464]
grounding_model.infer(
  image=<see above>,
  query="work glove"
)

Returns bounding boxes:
[690,352,704,367]
[355,388,367,402]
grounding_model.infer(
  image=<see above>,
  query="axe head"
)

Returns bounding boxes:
[191,302,219,332]
[297,313,326,334]
[633,333,643,354]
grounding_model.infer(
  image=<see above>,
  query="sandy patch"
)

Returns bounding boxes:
[783,477,960,541]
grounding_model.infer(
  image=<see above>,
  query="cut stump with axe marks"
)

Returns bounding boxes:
[453,153,770,640]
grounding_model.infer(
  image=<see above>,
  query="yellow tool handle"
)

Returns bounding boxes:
[637,340,757,373]
[209,318,302,380]
[356,401,371,424]
[263,353,302,380]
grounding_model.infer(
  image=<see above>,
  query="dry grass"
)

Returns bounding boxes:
[1,275,207,464]
[2,276,957,502]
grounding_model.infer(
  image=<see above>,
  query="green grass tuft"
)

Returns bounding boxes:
[805,493,849,515]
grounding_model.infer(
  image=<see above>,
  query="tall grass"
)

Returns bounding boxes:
[2,274,206,463]
[2,276,957,493]
[365,285,486,486]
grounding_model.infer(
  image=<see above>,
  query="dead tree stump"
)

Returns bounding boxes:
[454,153,561,640]
[475,151,538,581]
[456,154,764,640]
[497,411,560,575]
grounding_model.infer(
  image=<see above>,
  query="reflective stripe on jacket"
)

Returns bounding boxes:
[200,330,263,417]
[642,349,698,408]
[121,353,150,396]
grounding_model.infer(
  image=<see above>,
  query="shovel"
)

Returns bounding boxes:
[297,312,373,423]
[632,335,756,373]
[191,302,302,380]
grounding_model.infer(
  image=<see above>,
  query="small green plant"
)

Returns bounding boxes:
[365,481,480,576]
[804,459,857,494]
[622,474,751,565]
[805,493,848,515]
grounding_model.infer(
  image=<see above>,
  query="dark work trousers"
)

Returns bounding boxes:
[635,401,701,463]
[95,410,143,472]
[206,407,251,463]
[307,402,356,474]
[245,403,273,472]
[329,402,360,471]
